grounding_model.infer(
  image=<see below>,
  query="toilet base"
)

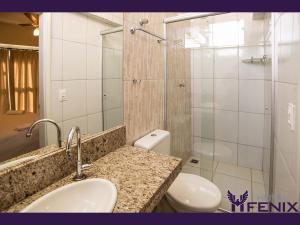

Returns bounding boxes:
[165,194,219,213]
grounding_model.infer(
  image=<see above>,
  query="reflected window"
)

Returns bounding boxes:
[213,21,239,46]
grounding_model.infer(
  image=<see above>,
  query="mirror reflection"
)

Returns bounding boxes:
[0,13,124,163]
[102,27,123,130]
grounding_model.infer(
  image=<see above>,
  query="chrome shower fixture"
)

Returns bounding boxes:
[139,18,149,26]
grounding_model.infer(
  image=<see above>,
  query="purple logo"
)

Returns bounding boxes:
[227,190,248,210]
[227,190,298,213]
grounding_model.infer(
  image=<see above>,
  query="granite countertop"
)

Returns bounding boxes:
[0,145,59,173]
[7,146,182,212]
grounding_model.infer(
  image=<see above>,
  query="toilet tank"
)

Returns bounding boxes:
[134,129,171,156]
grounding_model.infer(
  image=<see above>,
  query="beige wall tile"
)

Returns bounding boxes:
[123,13,169,143]
[123,13,192,162]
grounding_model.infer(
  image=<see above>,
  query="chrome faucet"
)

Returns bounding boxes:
[26,118,62,148]
[65,126,92,181]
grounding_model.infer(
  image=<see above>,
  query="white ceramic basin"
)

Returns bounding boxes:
[22,178,117,212]
[0,156,37,172]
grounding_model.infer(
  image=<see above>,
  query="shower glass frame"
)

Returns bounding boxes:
[164,12,275,201]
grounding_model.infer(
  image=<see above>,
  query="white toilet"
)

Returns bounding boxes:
[134,129,222,212]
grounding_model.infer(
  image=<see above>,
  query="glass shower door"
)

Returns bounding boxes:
[166,13,275,211]
[166,18,215,180]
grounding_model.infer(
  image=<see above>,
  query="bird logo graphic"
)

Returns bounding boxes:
[227,190,249,212]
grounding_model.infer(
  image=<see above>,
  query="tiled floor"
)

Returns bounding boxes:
[182,156,266,212]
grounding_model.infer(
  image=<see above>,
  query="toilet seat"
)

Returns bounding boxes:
[166,173,222,212]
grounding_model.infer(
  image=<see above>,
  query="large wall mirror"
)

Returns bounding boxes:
[0,12,124,163]
[101,27,123,130]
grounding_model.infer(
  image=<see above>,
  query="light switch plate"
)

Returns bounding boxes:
[59,89,67,102]
[288,102,296,131]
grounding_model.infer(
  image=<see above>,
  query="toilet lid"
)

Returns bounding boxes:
[167,173,222,211]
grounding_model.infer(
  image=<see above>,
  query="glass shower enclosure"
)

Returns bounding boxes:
[166,13,273,210]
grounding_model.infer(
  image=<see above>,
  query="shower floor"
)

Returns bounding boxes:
[183,156,266,212]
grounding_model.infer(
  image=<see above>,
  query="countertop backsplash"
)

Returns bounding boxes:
[0,125,126,211]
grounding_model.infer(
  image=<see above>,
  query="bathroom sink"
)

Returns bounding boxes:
[22,178,117,212]
[0,156,37,172]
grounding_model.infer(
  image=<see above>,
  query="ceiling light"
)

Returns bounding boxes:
[33,28,39,36]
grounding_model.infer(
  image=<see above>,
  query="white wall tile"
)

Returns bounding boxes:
[103,79,122,110]
[62,80,87,120]
[193,137,214,159]
[278,44,299,85]
[238,144,262,170]
[63,116,88,138]
[264,45,272,81]
[51,39,62,80]
[263,114,271,150]
[87,80,102,114]
[272,14,300,205]
[62,41,86,80]
[103,48,122,79]
[192,49,201,77]
[102,33,123,50]
[239,46,265,80]
[238,13,264,46]
[87,112,103,134]
[50,81,62,122]
[192,49,214,78]
[193,108,214,139]
[87,17,104,46]
[276,14,300,84]
[213,13,239,47]
[293,13,300,43]
[215,141,238,164]
[63,13,87,43]
[48,12,122,146]
[215,110,238,142]
[214,79,238,111]
[192,79,213,108]
[201,49,214,75]
[110,13,123,25]
[190,13,269,168]
[51,13,63,39]
[114,49,122,78]
[87,45,102,79]
[103,48,118,78]
[239,80,264,113]
[239,112,264,147]
[275,82,297,179]
[279,13,294,44]
[47,122,63,145]
[273,149,298,203]
[264,81,272,114]
[103,107,123,130]
[214,48,238,78]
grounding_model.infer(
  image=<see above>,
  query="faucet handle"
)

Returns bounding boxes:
[81,163,93,171]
